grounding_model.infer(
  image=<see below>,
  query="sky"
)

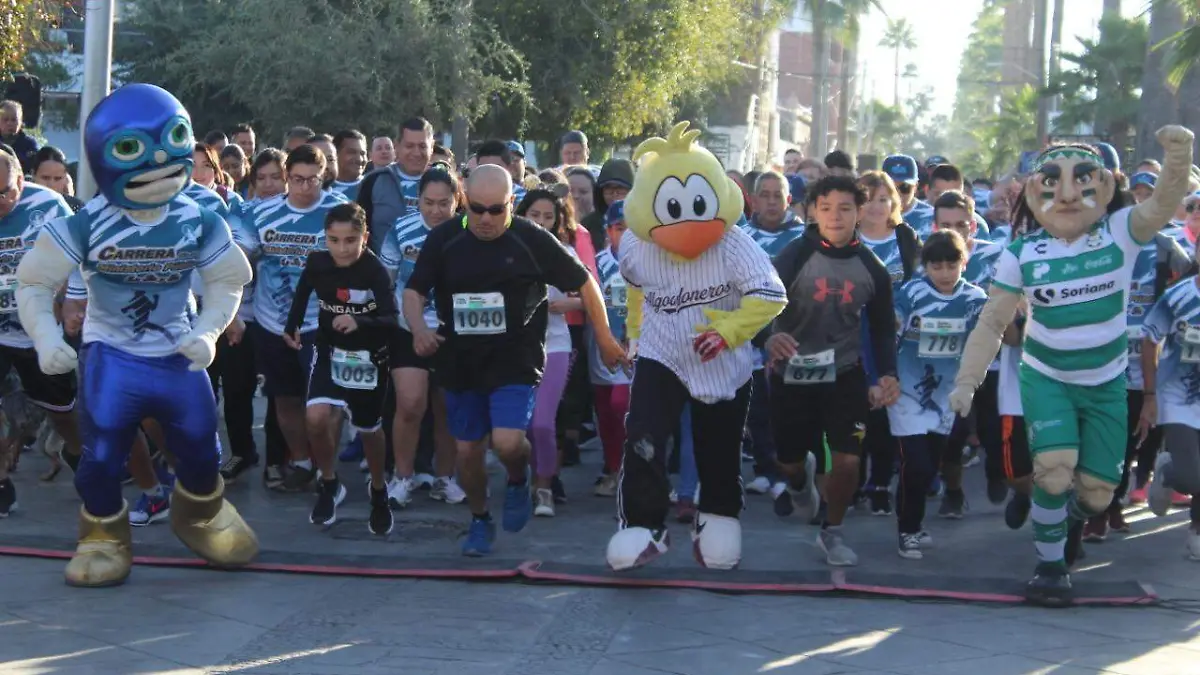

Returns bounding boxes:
[853,0,1147,118]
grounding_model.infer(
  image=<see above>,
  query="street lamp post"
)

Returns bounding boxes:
[78,0,115,200]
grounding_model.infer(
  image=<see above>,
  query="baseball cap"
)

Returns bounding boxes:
[881,154,918,185]
[925,155,949,167]
[1130,172,1157,189]
[605,200,625,227]
[1095,142,1120,172]
[505,140,525,158]
[561,130,588,147]
[787,174,807,204]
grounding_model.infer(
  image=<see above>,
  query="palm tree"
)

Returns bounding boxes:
[879,18,916,109]
[1136,0,1200,160]
[1151,0,1200,88]
[803,0,881,157]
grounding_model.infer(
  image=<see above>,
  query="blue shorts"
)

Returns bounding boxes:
[443,385,536,442]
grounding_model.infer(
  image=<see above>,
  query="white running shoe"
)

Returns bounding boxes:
[387,475,414,509]
[430,477,467,504]
[534,488,555,517]
[692,513,741,569]
[745,476,771,495]
[606,527,669,571]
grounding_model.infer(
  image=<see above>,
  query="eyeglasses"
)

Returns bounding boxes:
[469,201,507,216]
[288,174,322,187]
[1186,203,1200,214]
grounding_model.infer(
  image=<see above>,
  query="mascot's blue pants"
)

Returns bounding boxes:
[74,342,220,517]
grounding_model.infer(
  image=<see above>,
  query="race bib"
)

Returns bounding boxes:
[606,276,627,309]
[784,349,836,385]
[0,275,18,314]
[1182,327,1200,364]
[1127,326,1143,358]
[452,292,506,335]
[918,317,965,359]
[331,348,378,391]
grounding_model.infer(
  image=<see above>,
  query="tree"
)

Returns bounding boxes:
[966,84,1039,179]
[949,1,1005,177]
[1136,0,1200,161]
[802,0,881,157]
[1045,15,1146,157]
[879,18,916,109]
[1,0,72,83]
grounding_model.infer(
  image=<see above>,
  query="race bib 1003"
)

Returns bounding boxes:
[331,348,378,391]
[784,349,835,385]
[918,317,965,359]
[452,292,506,335]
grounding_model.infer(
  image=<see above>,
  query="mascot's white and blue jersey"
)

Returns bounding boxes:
[235,192,337,335]
[889,277,987,437]
[0,184,73,345]
[34,84,243,518]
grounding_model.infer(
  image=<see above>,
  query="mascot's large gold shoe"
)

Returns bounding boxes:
[64,503,133,588]
[170,476,259,567]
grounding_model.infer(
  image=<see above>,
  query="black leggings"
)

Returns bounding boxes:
[208,332,258,461]
[1117,390,1162,501]
[896,432,946,534]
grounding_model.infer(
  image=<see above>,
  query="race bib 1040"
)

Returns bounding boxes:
[452,292,506,335]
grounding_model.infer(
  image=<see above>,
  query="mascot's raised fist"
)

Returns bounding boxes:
[1157,125,1195,149]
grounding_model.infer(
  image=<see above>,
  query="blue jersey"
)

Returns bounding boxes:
[1126,227,1194,390]
[235,192,340,335]
[860,230,907,290]
[589,248,631,385]
[889,277,987,436]
[0,184,74,347]
[964,238,1003,292]
[332,179,362,203]
[989,223,1013,248]
[378,211,438,332]
[902,200,934,239]
[1170,222,1194,258]
[184,182,243,303]
[741,216,805,257]
[1143,278,1200,429]
[43,194,237,357]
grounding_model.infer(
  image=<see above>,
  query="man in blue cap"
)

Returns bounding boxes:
[882,154,932,231]
[1130,171,1157,204]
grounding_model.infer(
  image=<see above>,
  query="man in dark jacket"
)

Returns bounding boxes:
[580,158,634,252]
[0,100,39,175]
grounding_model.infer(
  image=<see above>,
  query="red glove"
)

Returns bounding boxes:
[693,330,728,363]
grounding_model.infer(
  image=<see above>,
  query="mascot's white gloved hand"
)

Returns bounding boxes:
[948,385,975,418]
[178,245,252,372]
[177,332,217,372]
[35,334,78,375]
[16,235,79,375]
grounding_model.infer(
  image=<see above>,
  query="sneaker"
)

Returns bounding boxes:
[1108,506,1131,533]
[387,475,414,509]
[430,477,466,504]
[818,527,858,566]
[869,490,893,516]
[551,475,567,504]
[746,476,771,495]
[898,532,923,560]
[1128,485,1149,505]
[1025,563,1073,608]
[916,530,934,547]
[1082,514,1108,543]
[502,470,532,533]
[1188,530,1200,561]
[338,435,364,462]
[770,482,794,517]
[220,455,258,484]
[962,445,982,468]
[1005,492,1032,530]
[263,464,285,490]
[676,497,697,524]
[1173,491,1193,507]
[534,488,555,517]
[462,517,496,556]
[668,489,679,505]
[594,474,618,497]
[413,473,436,491]
[129,487,171,527]
[808,501,828,526]
[986,478,1009,505]
[0,478,15,517]
[1148,453,1173,517]
[927,475,944,499]
[939,490,966,519]
[368,484,393,536]
[310,478,347,526]
[280,463,316,493]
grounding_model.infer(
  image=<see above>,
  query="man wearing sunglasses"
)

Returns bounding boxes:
[883,154,933,237]
[403,164,628,556]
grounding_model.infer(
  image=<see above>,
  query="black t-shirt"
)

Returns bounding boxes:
[285,249,399,354]
[406,215,591,391]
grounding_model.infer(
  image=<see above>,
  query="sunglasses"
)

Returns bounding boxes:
[1187,203,1200,214]
[896,183,914,194]
[469,201,507,216]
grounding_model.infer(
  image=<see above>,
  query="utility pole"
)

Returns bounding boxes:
[78,0,115,200]
[449,0,472,164]
[1033,0,1049,145]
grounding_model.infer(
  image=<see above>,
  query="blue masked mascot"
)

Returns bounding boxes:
[16,83,257,587]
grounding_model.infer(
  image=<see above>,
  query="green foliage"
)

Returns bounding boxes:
[948,0,1006,178]
[1151,0,1200,89]
[963,84,1039,179]
[1045,15,1146,139]
[0,0,72,83]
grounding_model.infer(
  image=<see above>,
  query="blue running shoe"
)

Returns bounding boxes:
[502,470,532,533]
[339,434,364,462]
[129,486,172,527]
[462,517,496,556]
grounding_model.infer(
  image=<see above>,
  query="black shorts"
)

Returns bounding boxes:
[0,344,76,411]
[308,346,389,431]
[253,323,315,398]
[770,365,869,463]
[389,328,433,372]
[999,415,1033,480]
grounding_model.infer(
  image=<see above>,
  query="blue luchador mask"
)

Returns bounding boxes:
[84,83,194,210]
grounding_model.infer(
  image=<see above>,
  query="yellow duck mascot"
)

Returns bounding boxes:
[608,122,788,571]
[951,125,1194,606]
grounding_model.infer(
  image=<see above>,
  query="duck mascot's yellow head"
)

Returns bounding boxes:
[624,121,744,260]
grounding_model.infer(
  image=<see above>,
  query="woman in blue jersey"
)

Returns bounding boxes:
[219,144,250,200]
[378,164,465,508]
[855,171,922,517]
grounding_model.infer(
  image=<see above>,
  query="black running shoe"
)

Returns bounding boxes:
[1065,518,1085,567]
[869,490,893,516]
[220,455,259,484]
[1025,563,1073,608]
[0,477,15,517]
[309,478,346,526]
[986,478,1009,505]
[368,484,393,536]
[1005,492,1031,530]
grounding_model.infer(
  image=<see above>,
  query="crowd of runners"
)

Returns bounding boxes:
[1,95,1199,583]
